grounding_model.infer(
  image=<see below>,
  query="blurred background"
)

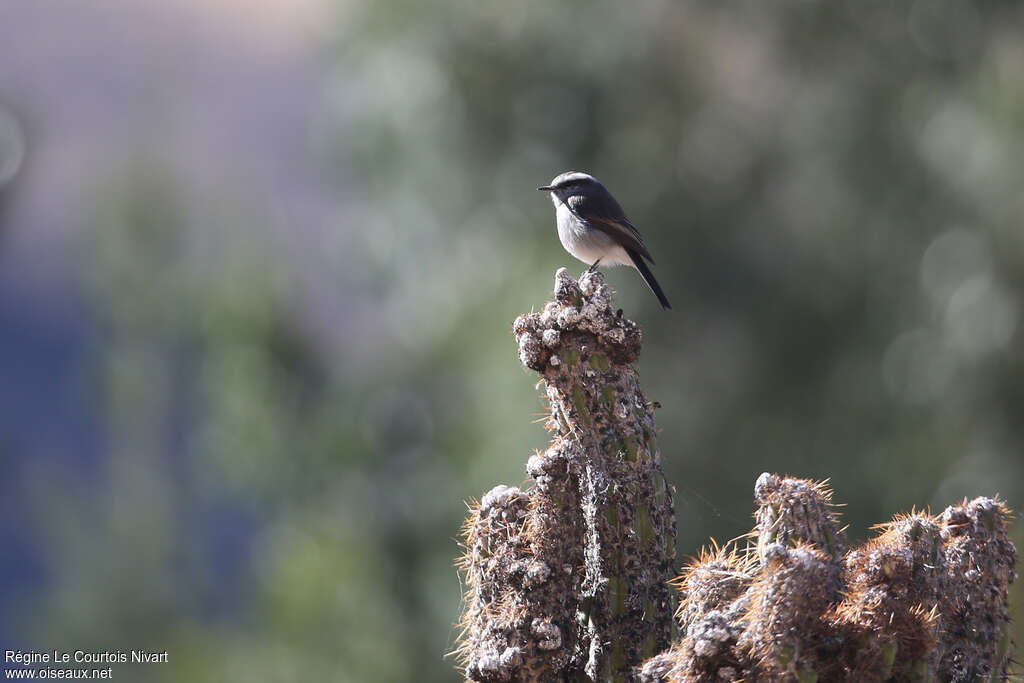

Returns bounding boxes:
[1,0,1022,680]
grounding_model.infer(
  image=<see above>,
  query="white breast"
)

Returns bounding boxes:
[552,199,633,268]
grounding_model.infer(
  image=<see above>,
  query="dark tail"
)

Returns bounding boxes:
[627,249,671,310]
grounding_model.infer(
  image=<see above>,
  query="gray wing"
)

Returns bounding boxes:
[567,194,654,263]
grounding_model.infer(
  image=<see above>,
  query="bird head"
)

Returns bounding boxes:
[537,171,603,202]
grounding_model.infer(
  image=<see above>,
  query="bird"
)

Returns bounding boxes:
[538,171,671,309]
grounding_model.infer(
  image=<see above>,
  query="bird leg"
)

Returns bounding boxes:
[586,258,602,274]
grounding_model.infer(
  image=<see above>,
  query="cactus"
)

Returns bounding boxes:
[456,269,675,681]
[456,269,1017,682]
[641,477,1016,682]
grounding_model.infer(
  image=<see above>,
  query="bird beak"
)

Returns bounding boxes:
[537,185,554,192]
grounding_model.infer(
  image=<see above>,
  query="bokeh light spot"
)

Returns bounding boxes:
[945,275,1018,356]
[919,228,990,306]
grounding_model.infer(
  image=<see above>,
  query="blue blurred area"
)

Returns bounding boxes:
[0,286,98,472]
[0,286,96,644]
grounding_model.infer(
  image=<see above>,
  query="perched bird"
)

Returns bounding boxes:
[538,171,671,309]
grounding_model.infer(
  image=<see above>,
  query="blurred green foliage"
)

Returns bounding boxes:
[11,1,1023,681]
